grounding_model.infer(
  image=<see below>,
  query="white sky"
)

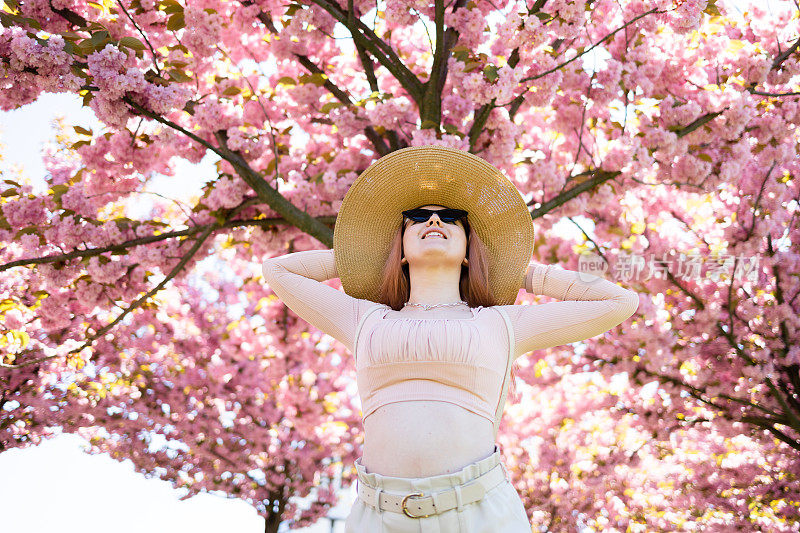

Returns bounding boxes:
[0,433,353,532]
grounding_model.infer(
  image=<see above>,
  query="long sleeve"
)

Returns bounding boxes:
[498,262,640,358]
[260,249,377,353]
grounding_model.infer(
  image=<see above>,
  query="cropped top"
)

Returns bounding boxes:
[350,302,516,437]
[261,249,639,437]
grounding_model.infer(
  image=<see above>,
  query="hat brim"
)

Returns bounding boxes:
[333,145,534,305]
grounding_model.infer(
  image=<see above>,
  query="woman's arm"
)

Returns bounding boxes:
[498,261,639,358]
[261,248,378,352]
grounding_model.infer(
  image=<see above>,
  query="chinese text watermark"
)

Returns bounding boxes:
[577,252,760,283]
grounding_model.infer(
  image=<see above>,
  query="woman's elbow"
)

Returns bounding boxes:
[618,290,640,322]
[261,259,281,283]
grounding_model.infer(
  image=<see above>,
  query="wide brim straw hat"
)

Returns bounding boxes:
[333,145,535,306]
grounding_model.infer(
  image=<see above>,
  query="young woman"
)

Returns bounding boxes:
[261,146,639,532]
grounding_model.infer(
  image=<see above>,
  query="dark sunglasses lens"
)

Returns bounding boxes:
[439,209,467,222]
[404,209,467,223]
[406,210,429,222]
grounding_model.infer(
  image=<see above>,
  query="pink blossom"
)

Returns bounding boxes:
[2,197,46,228]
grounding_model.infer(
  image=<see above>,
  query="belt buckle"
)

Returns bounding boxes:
[401,492,431,518]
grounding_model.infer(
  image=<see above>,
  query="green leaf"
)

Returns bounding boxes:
[703,0,721,15]
[222,86,241,96]
[119,36,147,50]
[285,2,303,17]
[265,158,277,176]
[463,61,482,73]
[50,184,69,207]
[483,64,499,82]
[167,69,191,82]
[442,123,461,135]
[299,73,327,86]
[167,13,185,30]
[113,217,137,230]
[13,226,40,240]
[75,39,95,54]
[320,101,342,113]
[50,184,69,196]
[73,125,93,136]
[90,30,110,46]
[276,76,296,86]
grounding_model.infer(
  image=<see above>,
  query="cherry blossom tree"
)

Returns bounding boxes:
[1,0,799,530]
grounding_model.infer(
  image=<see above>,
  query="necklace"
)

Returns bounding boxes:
[403,300,469,311]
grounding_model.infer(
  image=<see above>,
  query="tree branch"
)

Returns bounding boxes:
[529,169,621,219]
[302,0,425,104]
[420,0,467,128]
[504,7,663,114]
[1,204,233,370]
[1,211,337,272]
[772,36,800,71]
[246,4,391,155]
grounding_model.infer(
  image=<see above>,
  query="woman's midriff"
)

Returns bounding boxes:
[361,400,496,478]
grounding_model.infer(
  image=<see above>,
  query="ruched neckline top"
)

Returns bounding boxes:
[354,304,513,430]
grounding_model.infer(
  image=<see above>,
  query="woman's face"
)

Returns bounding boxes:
[401,204,468,268]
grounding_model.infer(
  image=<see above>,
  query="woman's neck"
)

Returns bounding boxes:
[406,266,462,306]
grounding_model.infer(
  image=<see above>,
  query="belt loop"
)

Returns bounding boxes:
[373,486,383,513]
[454,485,464,511]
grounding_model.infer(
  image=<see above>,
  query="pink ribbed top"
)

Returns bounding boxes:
[261,249,639,433]
[353,304,509,426]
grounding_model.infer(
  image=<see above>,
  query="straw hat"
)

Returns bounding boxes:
[333,145,534,306]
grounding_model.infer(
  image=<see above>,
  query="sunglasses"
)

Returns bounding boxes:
[402,208,468,224]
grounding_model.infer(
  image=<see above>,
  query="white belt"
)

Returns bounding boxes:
[356,462,507,518]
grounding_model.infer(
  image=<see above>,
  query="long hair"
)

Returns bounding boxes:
[376,214,519,404]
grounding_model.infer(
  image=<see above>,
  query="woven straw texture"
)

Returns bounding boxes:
[333,145,534,306]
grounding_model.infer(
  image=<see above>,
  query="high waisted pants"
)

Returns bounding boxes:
[344,445,531,532]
